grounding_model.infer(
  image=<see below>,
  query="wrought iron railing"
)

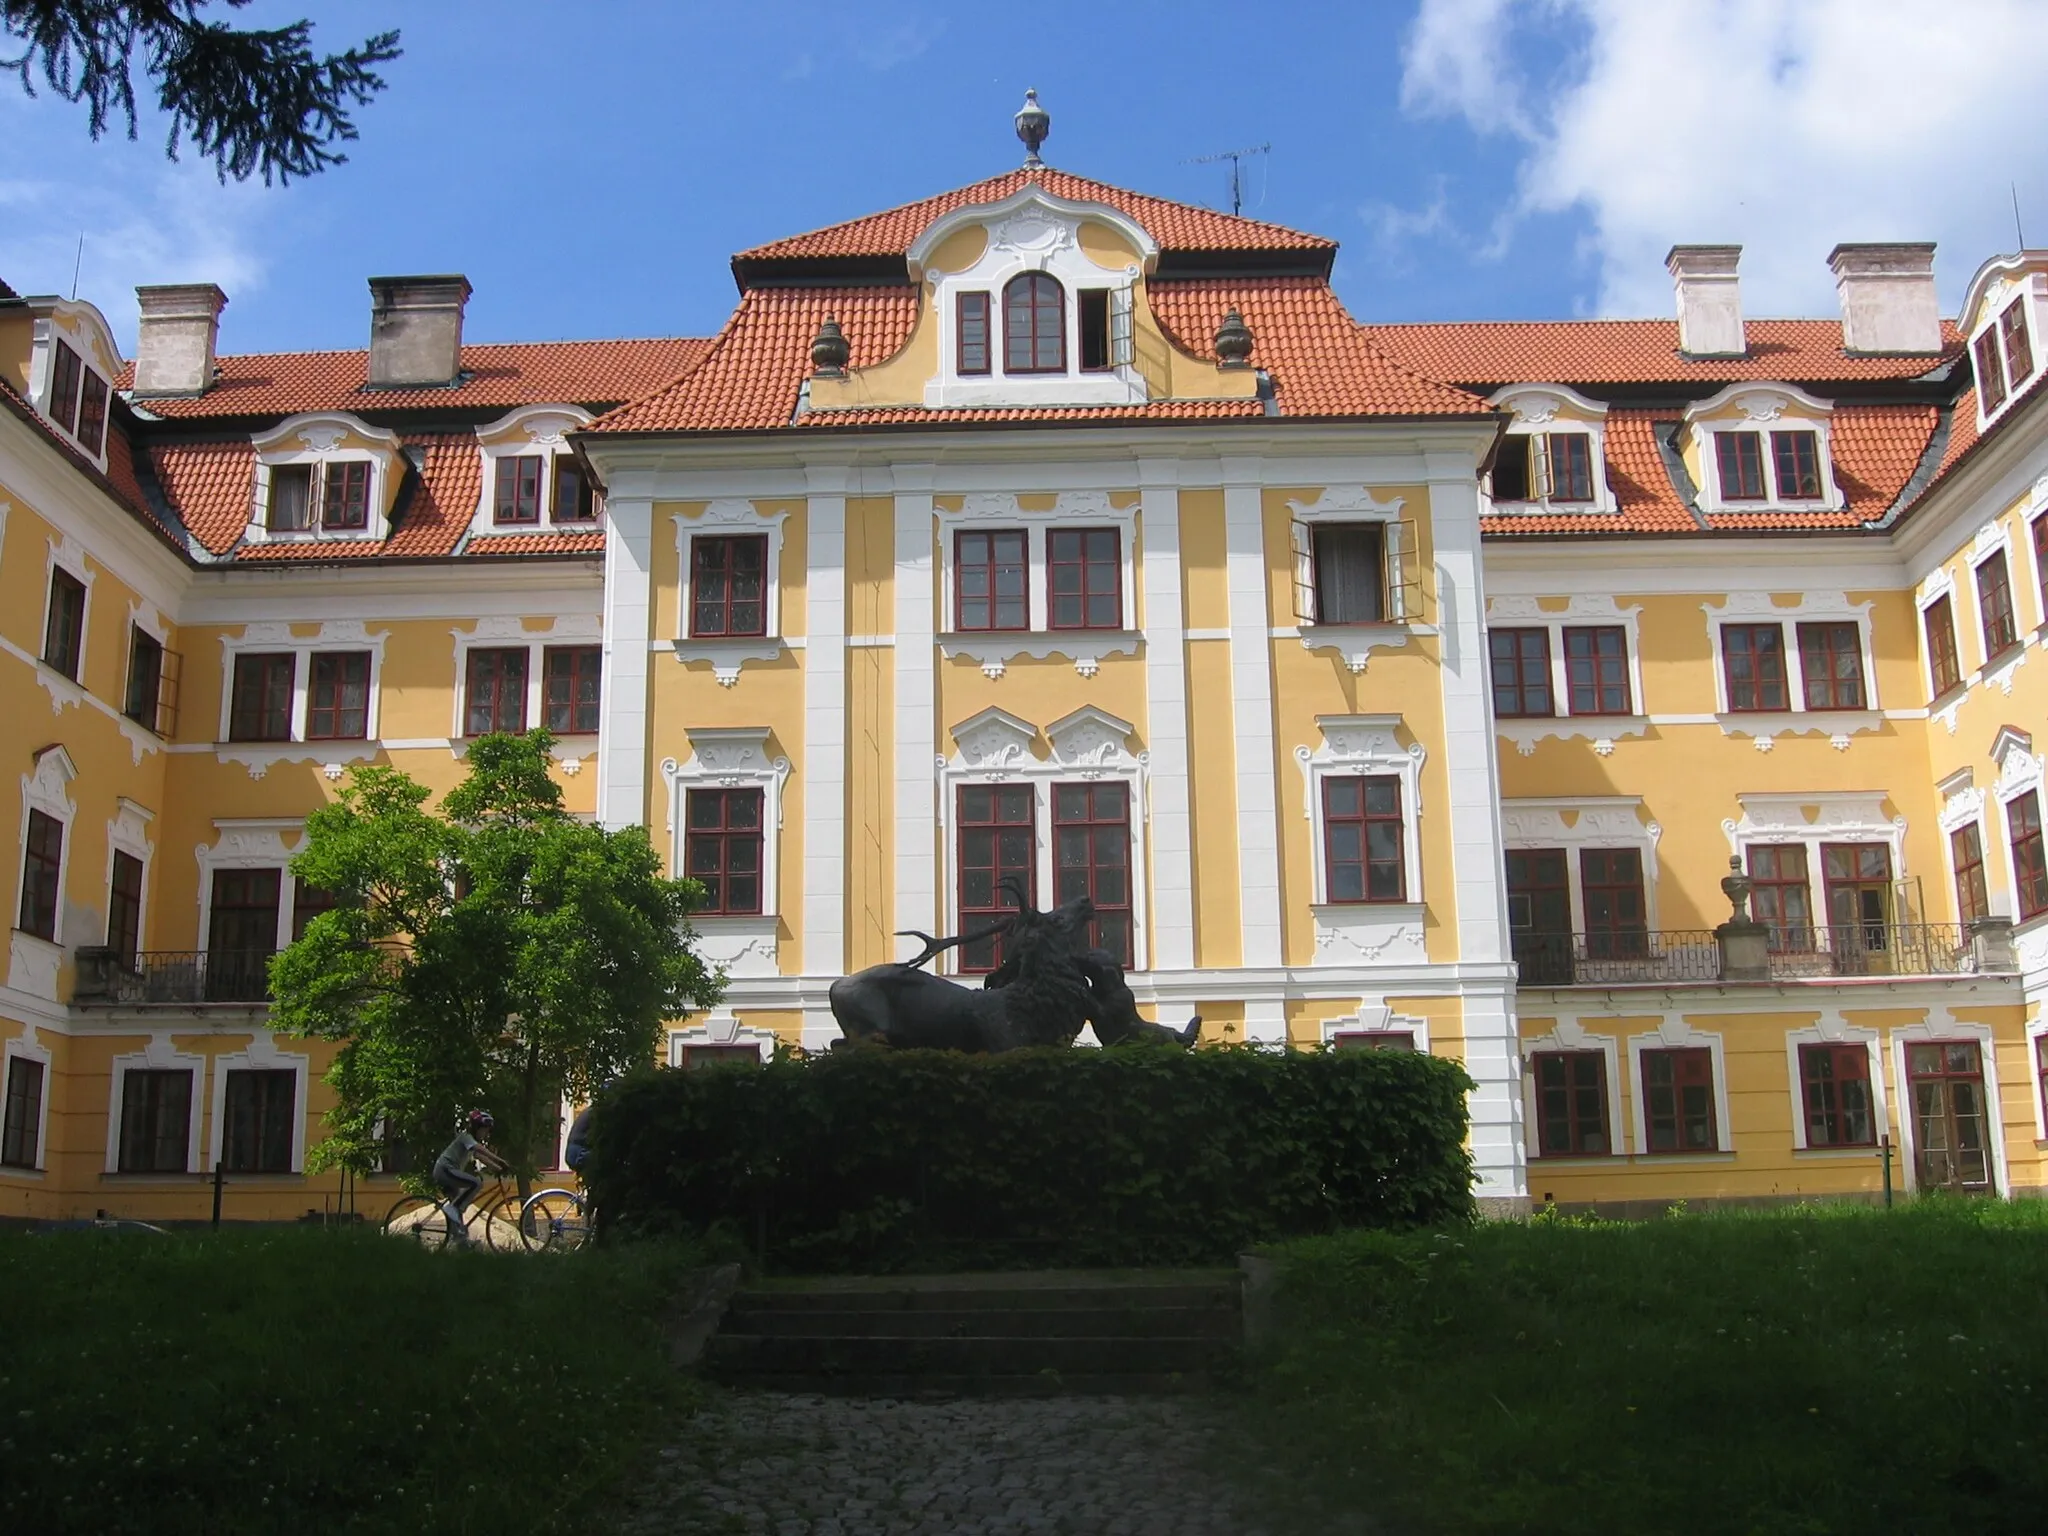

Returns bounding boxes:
[1512,930,1722,986]
[72,948,274,1005]
[1513,923,1985,986]
[1761,924,1975,979]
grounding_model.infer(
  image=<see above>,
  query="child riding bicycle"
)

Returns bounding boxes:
[433,1109,510,1243]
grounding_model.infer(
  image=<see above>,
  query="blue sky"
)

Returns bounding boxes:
[4,1,2046,356]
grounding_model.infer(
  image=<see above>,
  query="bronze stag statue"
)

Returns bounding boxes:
[828,877,1201,1053]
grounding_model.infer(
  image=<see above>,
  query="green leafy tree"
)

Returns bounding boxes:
[271,729,721,1196]
[2,1,400,183]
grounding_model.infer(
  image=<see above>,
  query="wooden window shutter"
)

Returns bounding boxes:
[1384,519,1422,622]
[1109,287,1135,368]
[1288,520,1317,623]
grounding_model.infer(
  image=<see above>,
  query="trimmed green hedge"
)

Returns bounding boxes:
[585,1046,1475,1272]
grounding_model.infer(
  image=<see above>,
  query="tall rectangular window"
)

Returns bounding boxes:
[1003,272,1065,374]
[1716,431,1767,500]
[1977,551,2018,658]
[552,456,598,521]
[1490,436,1532,501]
[957,784,1034,972]
[1745,844,1812,951]
[494,455,544,524]
[1799,1043,1875,1148]
[0,1056,44,1169]
[305,652,370,740]
[222,1069,296,1174]
[955,530,1028,632]
[44,568,86,681]
[1323,776,1405,904]
[76,371,109,456]
[464,647,528,736]
[124,626,164,732]
[684,787,764,917]
[1642,1047,1717,1153]
[1908,1042,1992,1193]
[1770,430,1824,499]
[1822,843,1893,953]
[956,291,991,375]
[1547,432,1595,502]
[544,645,601,734]
[17,810,63,942]
[689,534,768,638]
[1506,848,1573,986]
[1977,327,2010,413]
[107,849,144,968]
[2000,300,2033,393]
[1924,594,1962,695]
[1563,626,1631,715]
[1796,622,1866,710]
[118,1069,193,1173]
[2009,790,2048,922]
[1580,848,1647,959]
[1077,288,1112,372]
[1951,823,1991,927]
[2035,514,2048,625]
[1047,528,1121,630]
[1310,524,1385,625]
[267,464,315,531]
[229,652,295,742]
[207,867,280,1001]
[1532,1051,1610,1156]
[1720,623,1788,712]
[46,341,83,431]
[1489,627,1553,717]
[1053,782,1132,965]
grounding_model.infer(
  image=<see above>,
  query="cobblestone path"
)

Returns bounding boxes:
[614,1391,1302,1535]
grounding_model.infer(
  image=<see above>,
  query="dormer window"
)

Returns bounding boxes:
[470,407,602,537]
[1492,431,1596,504]
[1004,273,1065,373]
[494,455,544,524]
[42,340,110,458]
[1687,385,1843,514]
[957,293,991,375]
[1714,428,1821,502]
[553,458,597,521]
[1976,300,2035,415]
[267,460,371,532]
[1485,387,1615,514]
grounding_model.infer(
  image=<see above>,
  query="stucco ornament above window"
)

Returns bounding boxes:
[245,413,400,546]
[1683,383,1845,516]
[1486,384,1617,516]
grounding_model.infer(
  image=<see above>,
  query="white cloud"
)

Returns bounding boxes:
[1403,0,2048,316]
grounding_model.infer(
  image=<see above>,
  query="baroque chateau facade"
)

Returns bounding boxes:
[5,111,2048,1220]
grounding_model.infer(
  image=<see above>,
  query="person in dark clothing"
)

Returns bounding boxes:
[562,1101,596,1175]
[432,1109,509,1242]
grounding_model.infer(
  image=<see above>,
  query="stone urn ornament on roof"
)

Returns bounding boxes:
[1015,89,1050,167]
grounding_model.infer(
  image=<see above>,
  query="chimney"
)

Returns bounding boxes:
[1828,242,1941,355]
[1666,245,1746,359]
[131,283,227,396]
[366,274,471,388]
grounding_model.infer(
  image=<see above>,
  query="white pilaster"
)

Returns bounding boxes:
[1138,461,1196,972]
[893,470,938,943]
[1221,460,1284,1000]
[596,484,653,830]
[803,472,848,998]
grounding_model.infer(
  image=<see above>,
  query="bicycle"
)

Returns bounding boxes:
[382,1178,527,1252]
[516,1184,591,1252]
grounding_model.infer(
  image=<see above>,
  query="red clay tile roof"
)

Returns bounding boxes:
[0,374,186,551]
[737,167,1332,263]
[1370,318,1963,386]
[466,529,605,557]
[1700,404,1938,531]
[123,337,713,420]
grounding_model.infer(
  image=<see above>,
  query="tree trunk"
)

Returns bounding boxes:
[516,1039,538,1208]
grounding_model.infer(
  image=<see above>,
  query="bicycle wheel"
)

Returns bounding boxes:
[482,1189,529,1253]
[520,1188,590,1253]
[384,1194,459,1250]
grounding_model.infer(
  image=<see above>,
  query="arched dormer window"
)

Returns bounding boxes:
[247,414,399,545]
[1003,273,1065,374]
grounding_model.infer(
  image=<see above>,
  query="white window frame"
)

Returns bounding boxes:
[1686,384,1846,515]
[195,819,308,958]
[1722,793,1909,926]
[1970,290,2041,428]
[1915,564,1967,728]
[1784,1011,1890,1154]
[1703,591,1880,733]
[1937,768,1996,925]
[2026,488,2048,636]
[667,1010,779,1066]
[1990,726,2047,928]
[1484,594,1649,754]
[660,726,791,980]
[935,491,1142,677]
[1500,797,1664,936]
[470,405,599,539]
[936,705,1153,974]
[215,619,388,778]
[104,796,156,957]
[2026,1012,2048,1143]
[36,532,96,711]
[1626,1018,1734,1157]
[27,301,121,470]
[450,614,604,741]
[1291,714,1427,966]
[8,745,77,1001]
[1485,385,1616,515]
[245,413,399,546]
[672,499,792,685]
[1889,1012,2011,1196]
[1320,1001,1430,1053]
[0,1027,54,1175]
[1965,520,2025,679]
[105,1038,207,1175]
[1520,1018,1627,1161]
[206,1034,311,1175]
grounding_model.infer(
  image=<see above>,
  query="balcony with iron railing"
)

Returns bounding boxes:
[1511,922,1997,988]
[71,947,274,1006]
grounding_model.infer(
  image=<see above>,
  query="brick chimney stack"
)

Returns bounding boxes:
[131,283,226,396]
[1666,245,1747,359]
[1829,243,1942,355]
[367,275,471,388]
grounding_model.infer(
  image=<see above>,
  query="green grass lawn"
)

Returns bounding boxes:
[1237,1202,2048,1535]
[0,1226,706,1535]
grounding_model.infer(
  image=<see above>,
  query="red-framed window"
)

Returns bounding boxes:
[2009,790,2048,922]
[1003,272,1065,373]
[291,876,342,943]
[1548,432,1596,502]
[682,1044,762,1071]
[494,455,545,524]
[17,809,63,942]
[957,784,1034,973]
[229,652,295,742]
[1322,776,1405,904]
[684,787,765,917]
[1796,622,1866,710]
[1951,822,1990,927]
[1715,431,1767,500]
[1332,1031,1416,1051]
[955,529,1028,632]
[221,1069,296,1174]
[1047,528,1121,630]
[1822,843,1893,948]
[552,457,599,521]
[1770,429,1824,499]
[207,867,281,990]
[1906,1041,1993,1193]
[1924,594,1962,696]
[76,370,109,457]
[2037,1037,2048,1143]
[1563,625,1631,715]
[1977,551,2018,659]
[2035,514,2048,626]
[464,646,528,736]
[43,567,86,682]
[956,291,991,375]
[107,848,144,968]
[1053,782,1131,965]
[1489,627,1553,717]
[689,534,768,638]
[46,341,83,431]
[306,652,370,740]
[118,1069,192,1173]
[1642,1047,1717,1153]
[1745,843,1812,951]
[1977,327,2010,413]
[544,645,601,734]
[2000,300,2033,393]
[1720,623,1788,712]
[1799,1042,1876,1148]
[322,460,370,530]
[0,1056,44,1169]
[1580,847,1647,959]
[1532,1051,1610,1156]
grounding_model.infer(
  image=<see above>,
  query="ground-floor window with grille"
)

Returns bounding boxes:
[118,1068,193,1173]
[1641,1047,1717,1153]
[1531,1050,1610,1156]
[221,1069,297,1173]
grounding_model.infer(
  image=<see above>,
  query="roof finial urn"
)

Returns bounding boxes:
[1214,307,1254,368]
[810,315,849,377]
[1015,89,1050,167]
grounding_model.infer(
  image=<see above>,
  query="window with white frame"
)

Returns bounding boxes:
[1705,593,1877,720]
[1287,487,1416,629]
[449,617,602,740]
[1485,386,1616,514]
[1500,798,1664,973]
[1520,1019,1626,1160]
[14,746,76,955]
[1294,716,1427,960]
[1627,1021,1732,1155]
[208,1036,309,1175]
[661,728,790,980]
[935,492,1142,676]
[1974,297,2036,418]
[472,407,601,536]
[0,1034,52,1172]
[1484,597,1648,740]
[37,331,113,461]
[106,1041,205,1175]
[1785,1017,1886,1153]
[1687,385,1844,514]
[216,621,387,759]
[247,414,398,545]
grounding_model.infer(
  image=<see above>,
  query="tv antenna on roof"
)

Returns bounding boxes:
[1185,142,1270,217]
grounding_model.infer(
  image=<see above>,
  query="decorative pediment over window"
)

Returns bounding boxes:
[1991,725,2044,802]
[22,744,78,821]
[1684,382,1845,514]
[1045,706,1141,774]
[949,707,1039,773]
